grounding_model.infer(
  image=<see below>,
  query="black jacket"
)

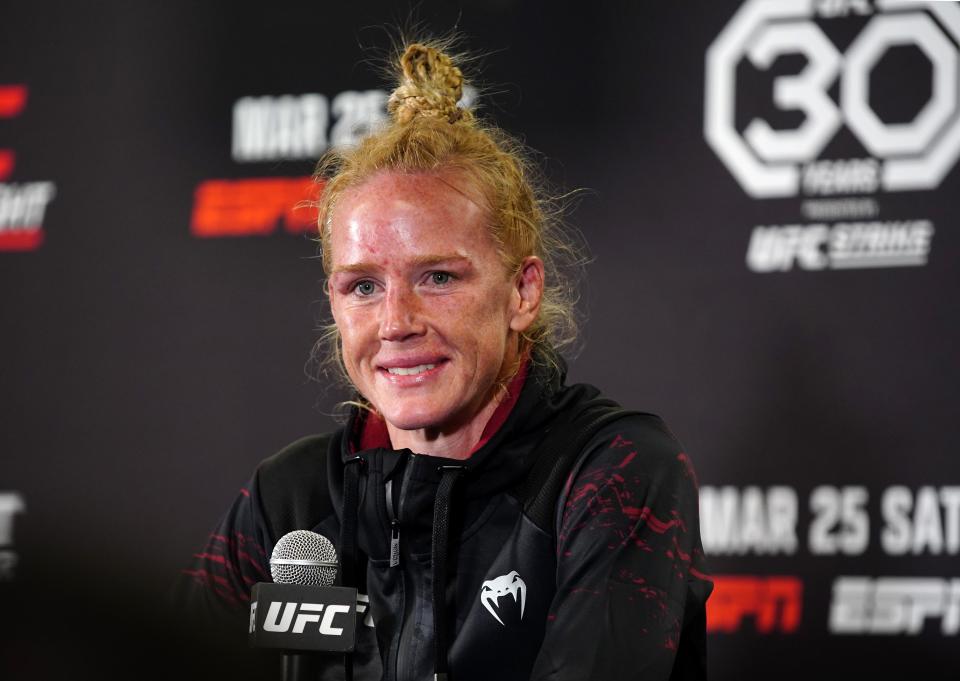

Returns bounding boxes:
[179,361,712,680]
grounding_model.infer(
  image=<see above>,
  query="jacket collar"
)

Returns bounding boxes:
[349,360,531,455]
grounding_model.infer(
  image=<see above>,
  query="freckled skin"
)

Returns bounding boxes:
[327,170,544,458]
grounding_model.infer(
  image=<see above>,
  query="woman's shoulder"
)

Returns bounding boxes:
[552,389,695,496]
[254,430,345,544]
[258,432,338,477]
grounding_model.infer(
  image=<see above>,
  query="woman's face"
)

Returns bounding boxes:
[327,169,540,438]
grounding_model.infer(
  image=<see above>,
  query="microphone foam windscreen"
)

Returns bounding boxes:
[269,530,338,586]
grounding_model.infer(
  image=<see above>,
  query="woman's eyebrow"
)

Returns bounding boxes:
[330,262,376,275]
[331,254,470,275]
[408,254,470,268]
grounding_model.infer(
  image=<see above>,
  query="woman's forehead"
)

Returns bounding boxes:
[344,168,488,209]
[329,169,496,266]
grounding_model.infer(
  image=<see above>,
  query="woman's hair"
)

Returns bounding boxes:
[313,41,585,386]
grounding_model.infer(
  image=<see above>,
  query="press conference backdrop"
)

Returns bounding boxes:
[1,1,957,679]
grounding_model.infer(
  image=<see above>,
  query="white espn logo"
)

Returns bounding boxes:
[830,577,960,635]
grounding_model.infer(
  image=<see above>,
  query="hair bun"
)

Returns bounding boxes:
[388,43,466,124]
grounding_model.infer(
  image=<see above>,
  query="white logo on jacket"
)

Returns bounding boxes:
[480,571,527,625]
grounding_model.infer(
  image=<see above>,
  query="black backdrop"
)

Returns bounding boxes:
[1,1,958,679]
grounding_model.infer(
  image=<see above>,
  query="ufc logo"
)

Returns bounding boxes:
[705,0,960,197]
[258,601,352,635]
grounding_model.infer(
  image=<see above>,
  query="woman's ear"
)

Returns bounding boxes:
[509,256,545,333]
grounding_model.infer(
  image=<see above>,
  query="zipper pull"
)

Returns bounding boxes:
[390,519,401,567]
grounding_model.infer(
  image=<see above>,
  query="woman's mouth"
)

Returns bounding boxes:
[386,363,437,376]
[378,358,449,383]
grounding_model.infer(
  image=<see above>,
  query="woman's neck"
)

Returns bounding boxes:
[385,391,504,460]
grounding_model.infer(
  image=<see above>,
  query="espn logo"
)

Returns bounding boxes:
[830,576,960,635]
[190,177,320,238]
[707,575,803,634]
[250,601,351,635]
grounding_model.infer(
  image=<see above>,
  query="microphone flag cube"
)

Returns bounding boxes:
[248,582,358,653]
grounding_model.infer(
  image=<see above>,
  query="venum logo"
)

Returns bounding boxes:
[706,0,960,198]
[480,571,527,625]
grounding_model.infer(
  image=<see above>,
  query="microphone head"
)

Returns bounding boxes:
[269,530,338,586]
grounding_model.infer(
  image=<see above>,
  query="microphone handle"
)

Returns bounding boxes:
[282,653,318,681]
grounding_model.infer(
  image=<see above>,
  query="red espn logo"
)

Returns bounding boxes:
[190,177,322,238]
[707,575,803,634]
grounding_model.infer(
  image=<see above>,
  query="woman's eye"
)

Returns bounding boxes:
[354,280,376,296]
[430,271,451,285]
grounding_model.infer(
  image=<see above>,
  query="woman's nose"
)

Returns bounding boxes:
[379,285,426,342]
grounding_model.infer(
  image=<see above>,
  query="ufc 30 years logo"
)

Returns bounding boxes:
[705,0,960,199]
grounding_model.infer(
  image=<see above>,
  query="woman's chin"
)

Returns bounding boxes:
[381,405,450,435]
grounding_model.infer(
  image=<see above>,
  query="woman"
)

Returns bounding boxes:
[181,42,712,681]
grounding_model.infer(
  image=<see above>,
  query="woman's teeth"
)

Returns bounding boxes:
[387,363,436,376]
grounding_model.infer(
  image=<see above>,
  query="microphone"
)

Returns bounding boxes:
[270,530,339,586]
[248,530,358,657]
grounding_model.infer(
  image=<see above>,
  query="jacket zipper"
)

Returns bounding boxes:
[385,481,400,567]
[391,453,416,681]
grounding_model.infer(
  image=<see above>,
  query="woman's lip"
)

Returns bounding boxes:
[377,359,448,382]
[377,357,449,371]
